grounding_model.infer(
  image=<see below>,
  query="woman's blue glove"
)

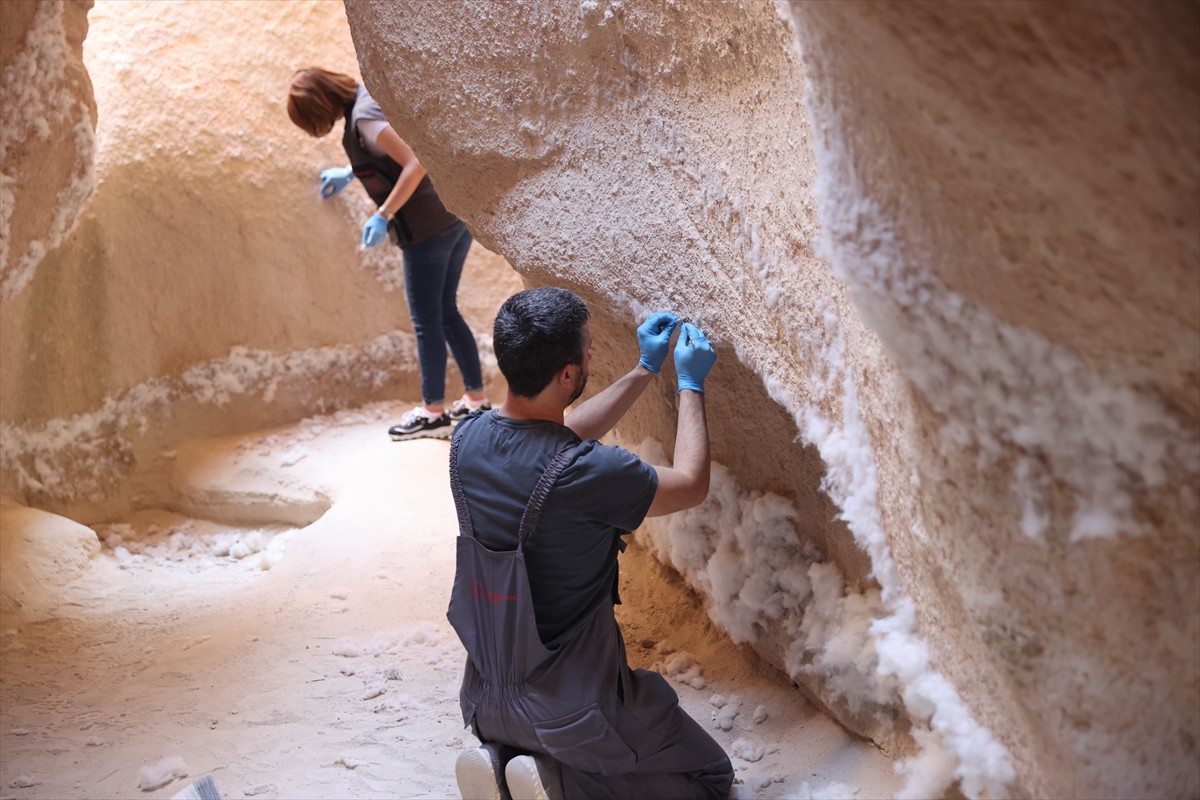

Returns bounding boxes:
[636,311,679,374]
[319,166,355,199]
[361,213,389,248]
[674,322,716,393]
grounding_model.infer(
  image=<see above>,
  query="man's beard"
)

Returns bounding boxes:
[568,370,588,404]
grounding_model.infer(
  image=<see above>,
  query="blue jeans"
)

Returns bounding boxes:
[402,219,483,406]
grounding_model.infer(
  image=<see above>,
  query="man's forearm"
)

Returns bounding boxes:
[644,388,710,517]
[673,389,710,500]
[565,366,655,440]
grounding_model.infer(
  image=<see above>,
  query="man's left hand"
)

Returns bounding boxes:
[637,311,679,374]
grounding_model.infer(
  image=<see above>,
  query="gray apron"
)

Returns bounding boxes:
[446,417,733,800]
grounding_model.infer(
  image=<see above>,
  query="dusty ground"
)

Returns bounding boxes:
[0,402,899,800]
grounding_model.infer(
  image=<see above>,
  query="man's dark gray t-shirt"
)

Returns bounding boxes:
[454,410,658,648]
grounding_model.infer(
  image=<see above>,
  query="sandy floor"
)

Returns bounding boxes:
[0,402,900,800]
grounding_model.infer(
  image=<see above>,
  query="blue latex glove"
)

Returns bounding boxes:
[674,322,716,393]
[361,213,389,248]
[636,311,679,374]
[319,166,355,199]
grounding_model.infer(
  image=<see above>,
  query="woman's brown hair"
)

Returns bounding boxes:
[287,67,359,137]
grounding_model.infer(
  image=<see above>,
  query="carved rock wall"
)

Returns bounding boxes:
[788,4,1200,797]
[1,0,1196,797]
[0,0,519,519]
[346,1,1199,797]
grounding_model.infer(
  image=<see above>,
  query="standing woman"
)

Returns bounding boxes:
[287,67,491,441]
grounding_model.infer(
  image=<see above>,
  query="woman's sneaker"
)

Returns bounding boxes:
[387,406,452,441]
[449,397,492,422]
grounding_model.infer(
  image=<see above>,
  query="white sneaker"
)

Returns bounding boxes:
[504,754,563,800]
[455,744,508,800]
[388,406,452,441]
[448,396,492,421]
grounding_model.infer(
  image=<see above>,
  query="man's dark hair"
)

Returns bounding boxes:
[494,288,590,397]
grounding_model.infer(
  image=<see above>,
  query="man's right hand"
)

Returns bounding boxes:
[319,166,355,199]
[674,322,716,393]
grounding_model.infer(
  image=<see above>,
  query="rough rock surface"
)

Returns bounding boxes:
[0,0,97,300]
[345,1,1199,797]
[0,497,100,618]
[789,4,1200,798]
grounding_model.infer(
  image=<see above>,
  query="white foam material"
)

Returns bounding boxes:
[137,755,188,792]
[0,333,419,502]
